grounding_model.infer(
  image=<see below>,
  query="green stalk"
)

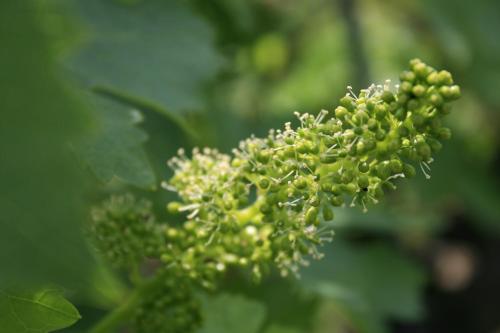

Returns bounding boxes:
[233,196,264,225]
[89,275,163,333]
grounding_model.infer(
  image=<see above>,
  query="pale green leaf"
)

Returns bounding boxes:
[301,241,426,332]
[0,289,81,333]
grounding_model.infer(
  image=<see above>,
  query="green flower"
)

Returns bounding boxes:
[164,58,460,279]
[89,194,165,268]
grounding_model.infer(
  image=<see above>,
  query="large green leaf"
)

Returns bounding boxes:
[68,0,224,186]
[0,289,81,333]
[199,293,267,333]
[312,297,387,333]
[69,0,224,112]
[301,241,426,332]
[76,95,156,188]
[0,0,93,288]
[327,203,441,234]
[216,274,319,333]
[410,137,500,234]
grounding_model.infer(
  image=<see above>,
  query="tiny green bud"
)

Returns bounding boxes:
[305,207,319,225]
[411,113,425,127]
[343,183,357,195]
[340,95,355,110]
[374,185,384,199]
[375,104,388,120]
[166,228,178,239]
[259,178,270,189]
[407,99,420,111]
[400,81,413,93]
[414,62,429,78]
[330,195,344,207]
[331,185,342,196]
[400,70,416,82]
[358,175,370,189]
[294,177,308,189]
[426,71,439,85]
[322,206,334,221]
[367,118,378,131]
[427,138,443,152]
[321,183,333,193]
[358,161,370,173]
[381,90,395,103]
[167,201,182,214]
[389,159,403,173]
[437,70,453,85]
[398,125,410,137]
[403,163,416,178]
[335,106,349,118]
[437,127,452,140]
[429,93,444,106]
[448,85,461,99]
[377,162,391,179]
[310,196,321,207]
[366,99,376,111]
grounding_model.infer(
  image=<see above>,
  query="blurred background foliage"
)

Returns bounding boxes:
[1,0,499,332]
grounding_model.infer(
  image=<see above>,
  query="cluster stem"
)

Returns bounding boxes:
[89,275,163,333]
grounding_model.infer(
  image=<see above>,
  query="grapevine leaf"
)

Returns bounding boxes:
[69,0,224,112]
[76,95,156,188]
[0,289,81,333]
[415,139,500,234]
[328,204,441,234]
[301,242,426,332]
[92,86,201,144]
[0,0,93,288]
[314,297,388,333]
[199,293,267,333]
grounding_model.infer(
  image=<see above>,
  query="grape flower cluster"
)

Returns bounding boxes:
[89,59,460,333]
[132,270,202,333]
[89,194,165,268]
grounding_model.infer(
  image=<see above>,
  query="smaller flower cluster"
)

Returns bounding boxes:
[133,271,202,333]
[160,210,275,287]
[88,194,165,268]
[166,147,251,222]
[89,195,201,333]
